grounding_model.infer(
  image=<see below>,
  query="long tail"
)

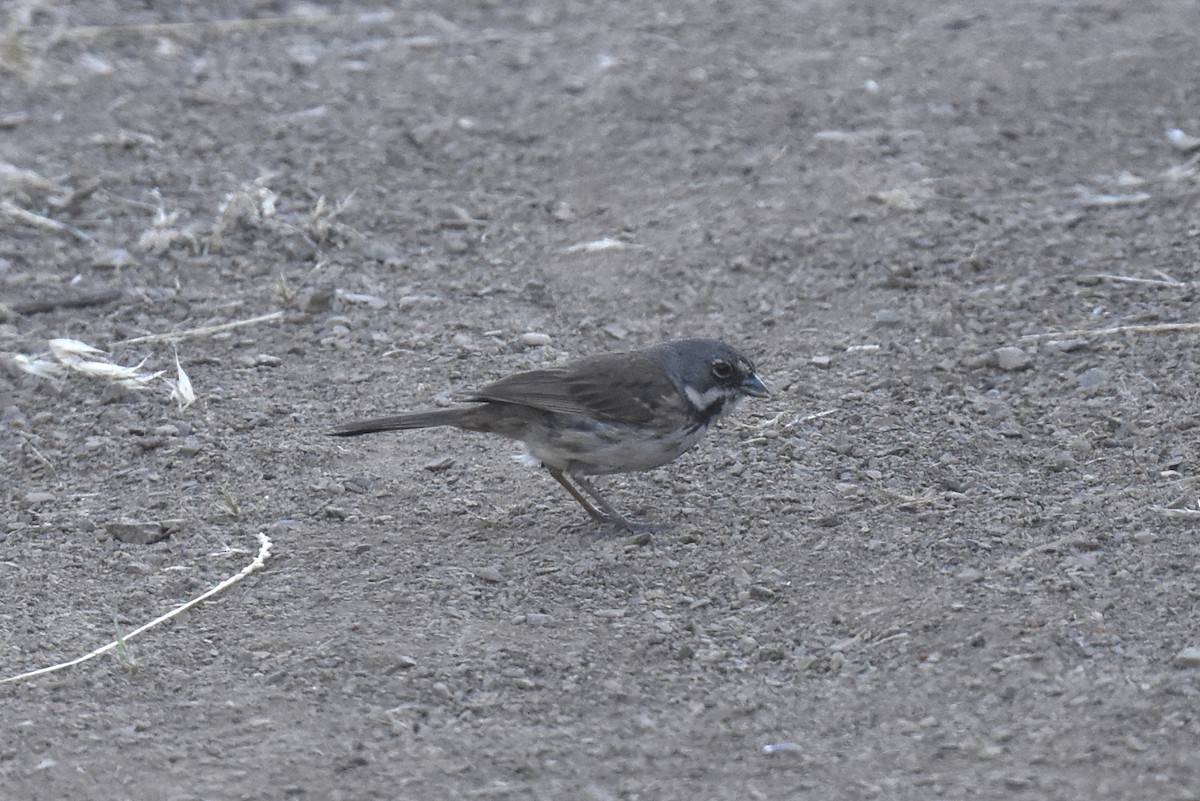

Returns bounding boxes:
[329,408,476,437]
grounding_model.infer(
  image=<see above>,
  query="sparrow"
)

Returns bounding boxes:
[330,338,769,532]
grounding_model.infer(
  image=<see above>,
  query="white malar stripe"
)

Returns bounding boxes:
[685,384,729,413]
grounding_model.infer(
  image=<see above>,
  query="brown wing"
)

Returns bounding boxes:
[469,351,680,425]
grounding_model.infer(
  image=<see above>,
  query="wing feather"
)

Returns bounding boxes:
[468,352,680,425]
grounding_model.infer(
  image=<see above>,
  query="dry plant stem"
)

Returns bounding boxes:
[0,200,93,243]
[111,310,283,346]
[1158,508,1200,518]
[1004,533,1091,571]
[788,409,839,427]
[1019,321,1200,342]
[22,438,59,479]
[59,11,398,40]
[0,533,273,685]
[12,288,122,315]
[1088,274,1190,288]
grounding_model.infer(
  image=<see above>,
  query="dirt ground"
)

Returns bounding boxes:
[2,1,1200,799]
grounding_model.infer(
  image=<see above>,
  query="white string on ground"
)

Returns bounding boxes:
[1,532,273,685]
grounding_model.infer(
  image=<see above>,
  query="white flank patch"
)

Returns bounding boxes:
[512,450,543,468]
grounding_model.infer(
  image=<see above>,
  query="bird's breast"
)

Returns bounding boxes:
[522,418,711,475]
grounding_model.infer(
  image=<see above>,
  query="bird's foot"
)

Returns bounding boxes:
[585,508,670,535]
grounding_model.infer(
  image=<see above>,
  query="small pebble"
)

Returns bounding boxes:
[873,308,903,326]
[360,240,403,263]
[405,35,440,51]
[1167,128,1200,153]
[603,322,628,340]
[178,437,204,455]
[93,248,134,269]
[344,476,373,494]
[1173,646,1200,668]
[423,456,455,472]
[942,477,970,492]
[107,519,169,545]
[1076,367,1108,389]
[548,201,575,222]
[956,567,985,582]
[475,566,504,583]
[519,332,552,347]
[994,346,1032,371]
[1040,338,1086,354]
[296,286,334,313]
[756,645,785,661]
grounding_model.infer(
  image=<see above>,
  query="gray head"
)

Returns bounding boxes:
[651,339,768,422]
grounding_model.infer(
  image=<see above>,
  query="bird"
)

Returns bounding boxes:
[329,338,769,532]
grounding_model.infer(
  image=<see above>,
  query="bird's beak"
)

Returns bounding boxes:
[740,373,770,398]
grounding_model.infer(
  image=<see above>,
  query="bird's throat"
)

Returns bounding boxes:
[684,385,739,425]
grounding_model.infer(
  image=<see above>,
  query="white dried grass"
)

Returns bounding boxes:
[303,191,356,244]
[111,310,283,346]
[210,180,278,251]
[8,353,64,381]
[135,205,200,255]
[9,338,198,406]
[46,338,105,359]
[168,352,196,410]
[1019,322,1200,342]
[1167,128,1200,154]
[868,183,935,211]
[0,159,65,197]
[565,236,634,253]
[0,199,93,243]
[48,337,163,389]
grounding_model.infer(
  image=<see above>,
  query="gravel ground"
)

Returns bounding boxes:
[2,2,1200,799]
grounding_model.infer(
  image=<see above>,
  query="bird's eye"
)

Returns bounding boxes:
[711,359,734,379]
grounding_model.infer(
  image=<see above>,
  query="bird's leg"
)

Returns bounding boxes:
[570,473,667,534]
[546,468,615,525]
